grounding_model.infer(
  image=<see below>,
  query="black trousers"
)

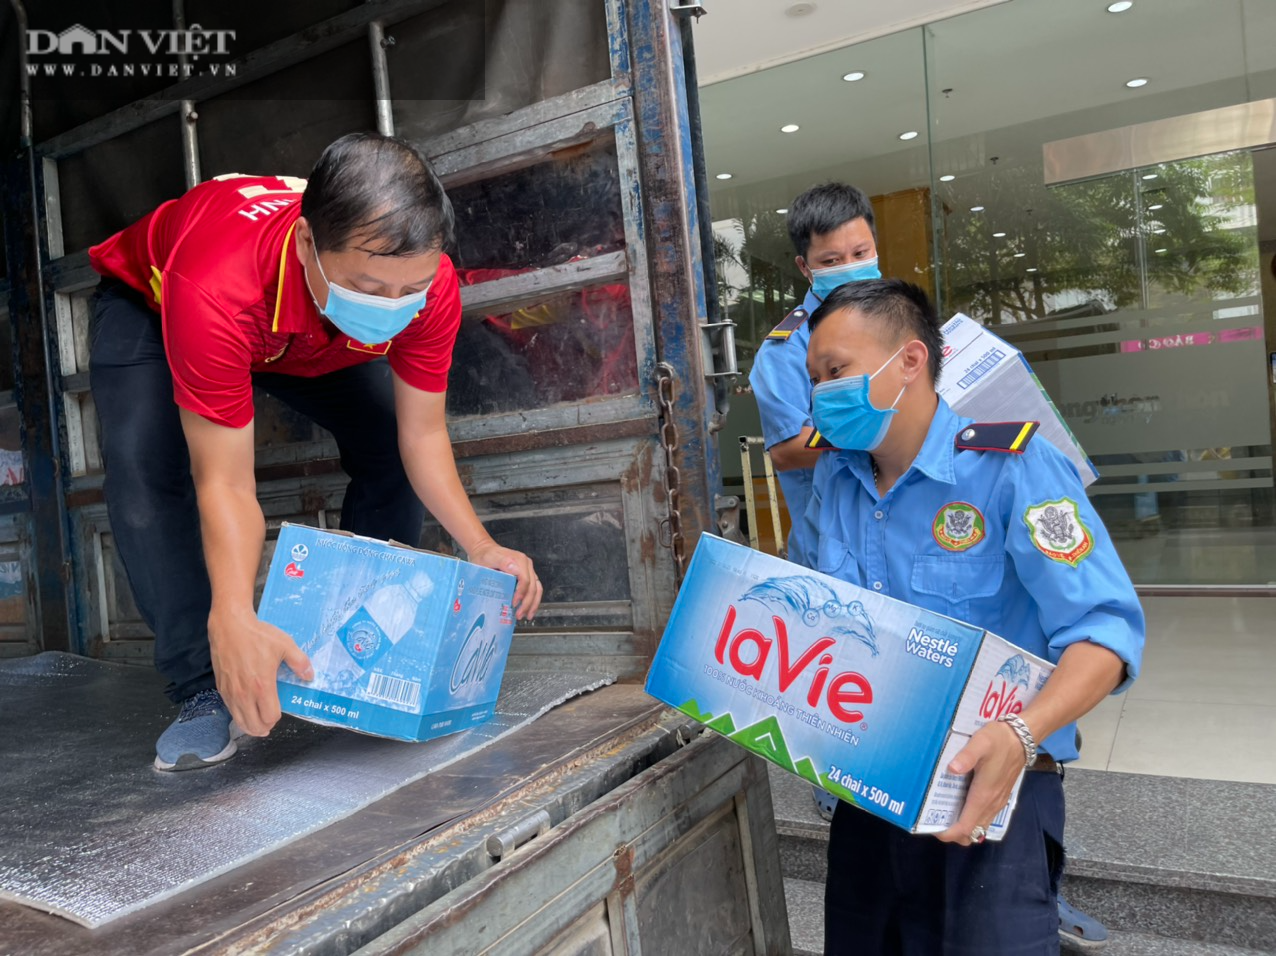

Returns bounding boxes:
[824,770,1066,956]
[88,280,425,703]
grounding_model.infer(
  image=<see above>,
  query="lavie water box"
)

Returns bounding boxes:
[940,312,1097,486]
[261,524,517,742]
[645,535,1053,839]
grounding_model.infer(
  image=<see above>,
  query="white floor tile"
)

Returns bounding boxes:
[1106,699,1276,784]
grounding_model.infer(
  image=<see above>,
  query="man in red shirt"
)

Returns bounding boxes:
[89,132,542,770]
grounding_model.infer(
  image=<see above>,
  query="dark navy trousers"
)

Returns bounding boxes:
[825,770,1066,955]
[89,280,425,703]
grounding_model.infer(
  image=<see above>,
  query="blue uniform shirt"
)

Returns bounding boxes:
[748,288,823,545]
[794,398,1145,763]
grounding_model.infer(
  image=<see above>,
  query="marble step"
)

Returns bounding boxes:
[769,764,1276,952]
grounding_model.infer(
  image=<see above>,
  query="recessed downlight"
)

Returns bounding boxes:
[842,71,866,82]
[780,124,800,133]
[993,231,1007,238]
[1147,203,1164,210]
[1026,267,1038,273]
[899,130,920,141]
[1142,173,1158,180]
[1154,247,1168,253]
[1107,1,1133,12]
[715,173,733,180]
[776,208,788,214]
[970,205,985,212]
[1126,77,1149,88]
[939,174,956,182]
[1014,252,1026,258]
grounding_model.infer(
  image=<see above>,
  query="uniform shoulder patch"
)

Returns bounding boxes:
[766,307,809,342]
[804,429,835,450]
[1023,497,1094,566]
[955,421,1039,454]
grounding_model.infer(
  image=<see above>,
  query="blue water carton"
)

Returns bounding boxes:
[645,535,1053,839]
[261,524,517,742]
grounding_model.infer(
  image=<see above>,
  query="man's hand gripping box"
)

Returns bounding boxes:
[645,535,1053,839]
[261,524,517,742]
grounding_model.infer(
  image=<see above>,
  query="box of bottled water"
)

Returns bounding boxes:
[262,524,517,741]
[645,535,1053,839]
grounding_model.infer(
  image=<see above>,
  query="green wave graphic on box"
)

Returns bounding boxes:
[676,699,856,805]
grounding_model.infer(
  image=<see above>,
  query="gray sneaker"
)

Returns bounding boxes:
[154,688,240,771]
[812,785,838,822]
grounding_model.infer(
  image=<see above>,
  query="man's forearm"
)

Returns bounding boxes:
[400,427,492,555]
[1019,641,1126,746]
[769,429,826,472]
[195,481,267,615]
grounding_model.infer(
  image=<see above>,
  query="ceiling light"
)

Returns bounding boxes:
[715,173,733,180]
[780,124,800,133]
[993,231,1007,238]
[899,130,919,141]
[970,205,984,212]
[1014,252,1026,258]
[842,71,866,82]
[775,208,788,214]
[1151,227,1165,234]
[1154,247,1168,253]
[1026,267,1038,273]
[1107,1,1133,12]
[1147,203,1163,210]
[1126,78,1148,88]
[785,3,817,17]
[1142,173,1158,180]
[939,174,955,182]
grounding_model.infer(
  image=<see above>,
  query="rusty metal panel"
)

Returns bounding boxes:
[346,731,789,956]
[196,39,378,180]
[55,117,186,255]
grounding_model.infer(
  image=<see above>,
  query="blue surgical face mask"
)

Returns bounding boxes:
[810,344,907,451]
[309,252,430,345]
[809,256,881,300]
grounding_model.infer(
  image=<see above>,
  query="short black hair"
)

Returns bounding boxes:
[787,182,876,259]
[808,279,943,386]
[302,132,454,256]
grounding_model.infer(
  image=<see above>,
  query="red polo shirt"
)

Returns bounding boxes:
[89,173,461,429]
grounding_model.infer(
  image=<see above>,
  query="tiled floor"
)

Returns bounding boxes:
[1073,596,1276,784]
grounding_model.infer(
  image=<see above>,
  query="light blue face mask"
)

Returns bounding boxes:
[809,256,881,300]
[310,253,430,345]
[810,344,906,452]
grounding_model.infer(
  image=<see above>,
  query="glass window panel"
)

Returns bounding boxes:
[447,281,638,418]
[448,137,625,271]
[58,115,187,254]
[391,0,610,143]
[926,0,1274,585]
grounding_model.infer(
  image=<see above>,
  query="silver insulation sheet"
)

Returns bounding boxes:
[0,653,613,927]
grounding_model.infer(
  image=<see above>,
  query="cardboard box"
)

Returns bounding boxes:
[261,524,517,742]
[940,312,1098,486]
[645,535,1053,839]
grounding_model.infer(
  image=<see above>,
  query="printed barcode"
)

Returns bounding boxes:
[366,673,422,710]
[957,349,1005,390]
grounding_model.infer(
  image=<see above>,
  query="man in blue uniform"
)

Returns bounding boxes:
[795,279,1145,954]
[748,183,880,559]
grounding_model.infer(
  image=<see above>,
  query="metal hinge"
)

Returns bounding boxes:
[701,317,738,379]
[669,2,707,19]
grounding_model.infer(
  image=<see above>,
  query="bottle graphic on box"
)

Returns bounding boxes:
[337,572,434,669]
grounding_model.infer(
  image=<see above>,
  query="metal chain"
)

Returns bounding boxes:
[655,362,687,582]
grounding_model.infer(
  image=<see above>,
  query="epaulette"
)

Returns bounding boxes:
[804,429,835,450]
[954,421,1040,454]
[765,306,809,342]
